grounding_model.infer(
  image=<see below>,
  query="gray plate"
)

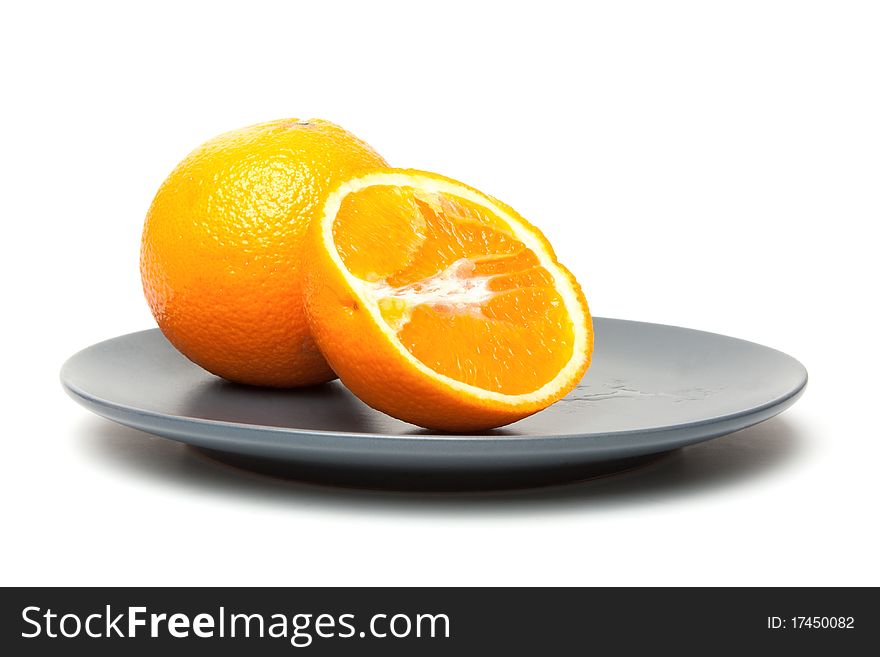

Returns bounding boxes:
[61,318,807,490]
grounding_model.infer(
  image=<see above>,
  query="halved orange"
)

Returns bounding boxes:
[304,170,593,431]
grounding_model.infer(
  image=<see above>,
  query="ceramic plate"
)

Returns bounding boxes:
[61,318,807,489]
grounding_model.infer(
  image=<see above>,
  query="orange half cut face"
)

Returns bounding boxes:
[305,170,593,431]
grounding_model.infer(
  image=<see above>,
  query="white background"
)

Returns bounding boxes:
[1,1,878,586]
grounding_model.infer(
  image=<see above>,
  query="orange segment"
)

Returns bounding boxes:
[304,169,593,431]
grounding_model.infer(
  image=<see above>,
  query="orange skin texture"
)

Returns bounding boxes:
[303,169,593,431]
[140,119,388,387]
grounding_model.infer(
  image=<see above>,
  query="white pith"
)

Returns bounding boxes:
[366,258,498,332]
[320,172,590,405]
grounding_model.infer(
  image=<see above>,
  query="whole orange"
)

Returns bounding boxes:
[140,118,388,387]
